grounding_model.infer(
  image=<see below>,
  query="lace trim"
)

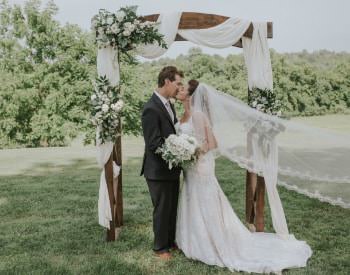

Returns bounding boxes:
[278,181,350,209]
[223,152,350,184]
[278,168,350,184]
[223,152,350,209]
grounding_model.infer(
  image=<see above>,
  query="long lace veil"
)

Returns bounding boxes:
[190,83,350,235]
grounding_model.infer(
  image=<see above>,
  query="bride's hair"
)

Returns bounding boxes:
[188,79,199,96]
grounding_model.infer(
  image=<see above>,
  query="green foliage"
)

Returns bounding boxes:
[0,0,96,148]
[1,1,349,148]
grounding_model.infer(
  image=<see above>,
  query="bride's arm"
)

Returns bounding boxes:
[193,111,218,153]
[200,122,217,153]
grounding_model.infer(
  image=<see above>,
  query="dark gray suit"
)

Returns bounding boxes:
[141,93,181,252]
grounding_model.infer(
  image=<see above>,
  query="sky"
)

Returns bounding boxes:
[8,0,350,58]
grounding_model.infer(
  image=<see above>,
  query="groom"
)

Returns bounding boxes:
[140,66,183,260]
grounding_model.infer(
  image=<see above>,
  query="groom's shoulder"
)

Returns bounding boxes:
[142,93,157,113]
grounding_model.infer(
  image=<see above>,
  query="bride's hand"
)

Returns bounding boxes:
[200,142,209,154]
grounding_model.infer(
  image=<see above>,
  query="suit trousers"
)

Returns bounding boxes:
[146,178,180,252]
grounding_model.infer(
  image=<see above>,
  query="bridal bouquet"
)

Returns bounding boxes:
[156,134,201,169]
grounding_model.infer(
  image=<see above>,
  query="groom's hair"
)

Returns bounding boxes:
[158,66,184,87]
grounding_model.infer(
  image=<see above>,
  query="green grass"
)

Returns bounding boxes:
[1,115,349,274]
[0,156,349,275]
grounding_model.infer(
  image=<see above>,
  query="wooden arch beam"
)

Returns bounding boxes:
[142,12,273,48]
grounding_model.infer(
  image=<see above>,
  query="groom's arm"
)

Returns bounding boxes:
[142,107,164,152]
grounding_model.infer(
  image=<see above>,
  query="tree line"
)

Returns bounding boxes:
[0,0,349,148]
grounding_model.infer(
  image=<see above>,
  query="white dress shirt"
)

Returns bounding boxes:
[154,90,174,123]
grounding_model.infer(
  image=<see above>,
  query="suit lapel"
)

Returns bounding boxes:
[152,93,176,133]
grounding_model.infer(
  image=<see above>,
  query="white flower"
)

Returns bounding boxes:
[128,24,135,32]
[256,104,264,111]
[97,27,104,34]
[110,23,119,34]
[95,111,102,119]
[111,100,124,112]
[106,16,114,25]
[116,11,125,22]
[91,20,98,30]
[102,104,109,113]
[116,99,124,109]
[91,94,97,101]
[252,101,257,107]
[123,30,131,37]
[276,110,282,117]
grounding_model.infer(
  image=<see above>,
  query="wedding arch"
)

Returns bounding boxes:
[92,9,274,241]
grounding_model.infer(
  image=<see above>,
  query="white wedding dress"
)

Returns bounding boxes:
[175,117,312,274]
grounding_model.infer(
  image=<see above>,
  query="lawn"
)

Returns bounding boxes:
[0,115,349,274]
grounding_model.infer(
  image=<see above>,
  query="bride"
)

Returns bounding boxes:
[175,80,312,274]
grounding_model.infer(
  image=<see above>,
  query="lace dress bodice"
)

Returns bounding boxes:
[176,116,215,177]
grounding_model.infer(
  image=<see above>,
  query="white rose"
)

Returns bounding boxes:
[116,11,125,22]
[128,23,135,32]
[106,16,114,25]
[97,27,104,34]
[112,100,124,112]
[95,111,102,119]
[256,104,264,111]
[102,104,109,113]
[110,23,119,34]
[123,30,131,37]
[91,20,98,30]
[117,100,124,110]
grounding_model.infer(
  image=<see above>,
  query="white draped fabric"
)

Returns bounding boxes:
[178,17,250,48]
[97,47,120,86]
[136,12,182,58]
[242,22,273,90]
[96,48,121,228]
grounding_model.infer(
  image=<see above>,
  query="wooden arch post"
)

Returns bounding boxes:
[107,12,273,241]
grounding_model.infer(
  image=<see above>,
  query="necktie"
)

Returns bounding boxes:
[165,101,174,123]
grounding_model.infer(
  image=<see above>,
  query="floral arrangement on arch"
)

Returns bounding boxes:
[248,87,282,117]
[91,6,167,53]
[91,76,124,144]
[90,6,168,144]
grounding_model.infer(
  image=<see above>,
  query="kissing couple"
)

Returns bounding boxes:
[140,66,311,274]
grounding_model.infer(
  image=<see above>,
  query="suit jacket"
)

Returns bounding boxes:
[140,93,181,180]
